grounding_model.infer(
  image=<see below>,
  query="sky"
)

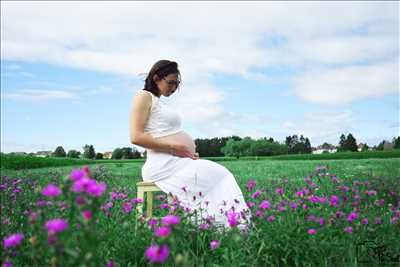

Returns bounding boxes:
[1,1,399,154]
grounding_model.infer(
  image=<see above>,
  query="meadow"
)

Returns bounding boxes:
[1,155,399,266]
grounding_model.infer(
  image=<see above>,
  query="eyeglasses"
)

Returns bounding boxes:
[163,78,180,87]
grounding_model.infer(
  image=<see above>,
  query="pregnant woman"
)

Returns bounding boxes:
[130,60,252,231]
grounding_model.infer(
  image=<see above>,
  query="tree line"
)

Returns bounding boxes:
[46,134,400,159]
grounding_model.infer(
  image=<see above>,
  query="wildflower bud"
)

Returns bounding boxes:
[50,257,57,267]
[85,252,93,261]
[175,253,184,265]
[29,235,37,246]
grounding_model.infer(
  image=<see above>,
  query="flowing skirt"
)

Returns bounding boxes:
[142,150,252,230]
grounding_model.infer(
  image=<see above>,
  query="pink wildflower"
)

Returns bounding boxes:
[161,215,180,226]
[82,210,92,221]
[210,240,220,250]
[41,184,61,197]
[145,244,169,263]
[154,226,171,237]
[251,191,261,199]
[344,226,353,233]
[44,219,68,234]
[307,229,317,235]
[3,233,24,249]
[259,200,270,209]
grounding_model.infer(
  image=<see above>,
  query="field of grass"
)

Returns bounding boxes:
[1,157,399,266]
[2,149,399,170]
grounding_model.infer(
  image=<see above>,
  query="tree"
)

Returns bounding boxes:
[346,134,358,152]
[321,142,333,150]
[53,146,66,157]
[304,138,312,153]
[338,134,347,152]
[361,144,369,152]
[67,150,80,158]
[376,140,385,151]
[95,153,104,160]
[393,136,400,149]
[83,144,96,159]
[112,148,123,159]
[285,134,311,154]
[338,133,358,152]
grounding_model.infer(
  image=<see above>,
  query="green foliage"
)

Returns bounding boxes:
[269,149,400,160]
[195,136,242,157]
[67,150,81,158]
[285,135,312,154]
[1,159,399,266]
[222,137,287,158]
[394,136,400,149]
[83,144,96,159]
[112,147,141,159]
[338,133,358,152]
[53,146,67,157]
[0,154,94,170]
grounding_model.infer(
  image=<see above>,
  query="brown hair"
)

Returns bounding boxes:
[142,60,181,97]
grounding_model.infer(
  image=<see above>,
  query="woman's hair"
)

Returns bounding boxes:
[142,60,181,97]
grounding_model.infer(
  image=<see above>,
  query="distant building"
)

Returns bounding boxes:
[383,141,394,150]
[357,143,366,152]
[103,151,113,159]
[312,144,337,154]
[35,151,53,157]
[10,152,28,156]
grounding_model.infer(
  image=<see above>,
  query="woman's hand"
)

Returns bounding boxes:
[171,144,198,160]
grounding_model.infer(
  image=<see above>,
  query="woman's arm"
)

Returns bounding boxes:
[130,91,196,159]
[130,92,173,153]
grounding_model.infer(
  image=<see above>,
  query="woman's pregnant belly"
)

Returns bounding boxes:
[151,131,196,155]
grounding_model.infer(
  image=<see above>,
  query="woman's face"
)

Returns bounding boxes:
[155,73,179,97]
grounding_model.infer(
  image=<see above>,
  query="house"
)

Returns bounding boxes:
[35,151,53,157]
[312,144,337,154]
[103,151,113,159]
[357,143,366,152]
[383,141,394,150]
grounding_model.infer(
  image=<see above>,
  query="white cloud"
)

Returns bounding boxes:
[1,1,398,140]
[290,62,399,105]
[85,86,113,96]
[2,89,79,102]
[282,110,356,142]
[1,2,397,80]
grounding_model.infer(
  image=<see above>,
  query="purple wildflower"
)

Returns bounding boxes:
[3,233,24,249]
[41,184,62,197]
[259,200,270,209]
[161,215,180,226]
[145,244,169,263]
[154,226,171,237]
[246,180,256,191]
[344,226,353,233]
[210,240,220,250]
[251,191,261,199]
[44,219,68,234]
[307,229,317,235]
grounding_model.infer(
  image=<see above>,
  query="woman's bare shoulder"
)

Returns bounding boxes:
[134,90,152,100]
[133,90,152,110]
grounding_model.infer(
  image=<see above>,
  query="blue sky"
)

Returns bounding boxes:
[1,1,399,153]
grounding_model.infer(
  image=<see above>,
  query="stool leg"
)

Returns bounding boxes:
[136,188,144,219]
[146,192,153,218]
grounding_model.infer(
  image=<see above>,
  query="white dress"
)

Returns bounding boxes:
[138,90,252,230]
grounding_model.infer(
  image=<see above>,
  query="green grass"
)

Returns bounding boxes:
[3,158,398,190]
[1,157,399,266]
[2,150,399,170]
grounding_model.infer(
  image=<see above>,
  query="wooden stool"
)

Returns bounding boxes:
[136,181,163,219]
